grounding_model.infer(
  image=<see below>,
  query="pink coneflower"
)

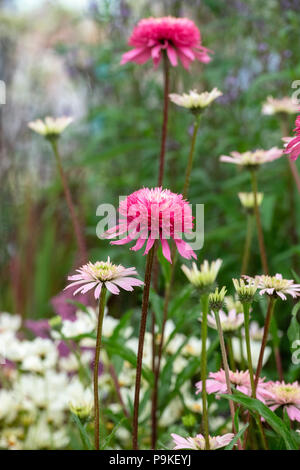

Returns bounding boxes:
[104,187,196,263]
[245,274,300,300]
[171,432,234,450]
[64,258,144,298]
[206,309,244,332]
[220,147,283,167]
[121,16,212,69]
[284,114,300,160]
[263,381,300,422]
[195,369,269,402]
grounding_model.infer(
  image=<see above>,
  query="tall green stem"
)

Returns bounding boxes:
[133,244,156,450]
[226,336,236,372]
[241,214,254,275]
[93,286,107,450]
[250,170,268,275]
[200,294,210,450]
[50,139,87,264]
[254,297,276,389]
[182,116,200,199]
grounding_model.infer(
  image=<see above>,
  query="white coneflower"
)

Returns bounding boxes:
[28,116,73,139]
[262,96,299,115]
[220,147,283,167]
[245,274,300,300]
[169,88,222,112]
[181,259,222,293]
[233,278,258,304]
[238,192,263,209]
[206,309,244,332]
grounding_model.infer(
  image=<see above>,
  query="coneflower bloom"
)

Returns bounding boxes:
[284,114,300,161]
[262,96,299,115]
[206,309,244,332]
[104,187,196,263]
[121,16,212,69]
[195,369,269,402]
[171,432,234,450]
[238,192,263,209]
[220,147,283,168]
[28,116,73,139]
[64,258,144,298]
[245,274,300,300]
[169,88,222,111]
[181,259,222,292]
[263,381,300,422]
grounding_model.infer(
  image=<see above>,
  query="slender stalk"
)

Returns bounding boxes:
[241,214,254,275]
[133,244,156,450]
[214,309,241,449]
[182,116,201,199]
[270,314,284,381]
[158,53,170,186]
[200,294,210,450]
[226,336,236,372]
[250,170,268,274]
[238,329,246,369]
[50,138,87,264]
[109,364,130,421]
[93,286,107,450]
[254,297,276,389]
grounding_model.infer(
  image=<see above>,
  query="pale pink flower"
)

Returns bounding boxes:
[284,114,300,160]
[64,258,144,299]
[121,16,212,70]
[195,369,269,402]
[104,187,196,263]
[245,274,300,300]
[263,381,300,422]
[206,309,244,332]
[171,432,234,450]
[220,147,283,167]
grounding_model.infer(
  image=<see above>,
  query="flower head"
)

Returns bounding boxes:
[64,258,144,299]
[171,432,234,450]
[169,88,222,113]
[181,259,222,293]
[28,116,73,139]
[262,96,299,115]
[233,278,257,304]
[206,309,244,332]
[104,187,196,263]
[284,114,300,161]
[220,147,283,168]
[245,274,300,300]
[263,381,300,422]
[238,192,263,209]
[121,16,212,69]
[209,286,227,311]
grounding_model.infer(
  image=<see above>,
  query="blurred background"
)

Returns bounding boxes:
[1,0,300,370]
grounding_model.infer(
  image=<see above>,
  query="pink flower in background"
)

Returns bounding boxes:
[64,258,144,298]
[263,381,300,422]
[121,16,212,69]
[245,273,300,300]
[104,187,196,263]
[171,432,234,450]
[196,369,269,402]
[284,114,300,160]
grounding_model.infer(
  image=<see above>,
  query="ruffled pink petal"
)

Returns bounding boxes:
[120,47,151,65]
[166,44,178,66]
[130,237,146,252]
[161,238,172,263]
[286,405,300,422]
[112,277,144,291]
[105,281,120,295]
[144,237,155,255]
[94,282,102,300]
[177,50,192,70]
[110,235,133,246]
[174,239,197,260]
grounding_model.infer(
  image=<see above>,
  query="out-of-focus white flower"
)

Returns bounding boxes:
[238,192,263,209]
[169,88,222,111]
[262,96,299,115]
[0,312,21,333]
[24,415,69,449]
[0,390,18,423]
[231,337,271,368]
[206,309,244,332]
[28,116,73,138]
[21,338,58,373]
[220,147,283,167]
[160,397,183,427]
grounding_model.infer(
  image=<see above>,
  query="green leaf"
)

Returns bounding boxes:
[71,413,93,450]
[101,418,125,450]
[225,423,249,450]
[220,391,298,450]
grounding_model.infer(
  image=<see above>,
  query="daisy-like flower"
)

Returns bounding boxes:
[262,96,299,116]
[238,192,263,209]
[195,369,269,402]
[103,187,196,263]
[169,88,222,112]
[181,259,222,292]
[206,309,244,332]
[284,114,300,161]
[233,278,258,304]
[171,432,234,450]
[245,274,300,300]
[121,16,212,69]
[263,381,300,422]
[64,258,144,299]
[28,116,73,139]
[220,147,283,168]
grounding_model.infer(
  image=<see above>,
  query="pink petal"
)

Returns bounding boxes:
[94,282,102,300]
[174,239,197,260]
[130,237,146,252]
[105,281,120,295]
[166,45,178,66]
[161,238,172,263]
[144,237,155,255]
[286,405,300,422]
[120,47,151,65]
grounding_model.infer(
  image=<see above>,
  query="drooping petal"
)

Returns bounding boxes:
[161,238,172,263]
[105,281,120,295]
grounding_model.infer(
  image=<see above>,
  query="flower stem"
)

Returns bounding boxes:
[93,286,107,450]
[201,294,210,450]
[254,297,276,389]
[182,116,201,199]
[50,139,87,264]
[226,336,236,372]
[158,53,170,186]
[133,243,156,450]
[241,214,254,275]
[250,170,268,275]
[214,308,242,449]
